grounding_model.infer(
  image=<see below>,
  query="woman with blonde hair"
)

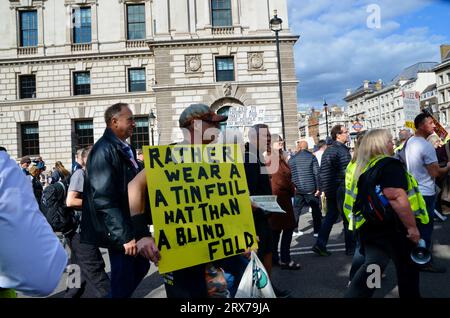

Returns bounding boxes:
[345,129,423,298]
[50,161,71,184]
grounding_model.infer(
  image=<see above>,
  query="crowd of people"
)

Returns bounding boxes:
[1,102,448,299]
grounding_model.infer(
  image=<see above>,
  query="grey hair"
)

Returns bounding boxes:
[104,103,129,126]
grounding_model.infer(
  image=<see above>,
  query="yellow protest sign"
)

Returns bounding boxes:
[405,121,415,130]
[143,144,258,274]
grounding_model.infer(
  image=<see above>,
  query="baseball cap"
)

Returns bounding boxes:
[179,104,228,128]
[20,156,31,165]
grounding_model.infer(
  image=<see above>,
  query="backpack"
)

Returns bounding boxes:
[40,180,75,235]
[355,157,399,225]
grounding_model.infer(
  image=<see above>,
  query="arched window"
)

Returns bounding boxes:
[217,105,231,132]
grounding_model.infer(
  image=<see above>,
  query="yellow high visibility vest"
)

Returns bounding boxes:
[394,142,405,154]
[0,288,16,298]
[343,156,429,231]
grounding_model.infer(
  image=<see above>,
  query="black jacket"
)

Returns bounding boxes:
[288,150,320,194]
[319,141,351,198]
[80,128,143,250]
[243,144,272,222]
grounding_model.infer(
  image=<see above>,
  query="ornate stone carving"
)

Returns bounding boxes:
[248,52,264,70]
[185,55,202,73]
[223,82,232,97]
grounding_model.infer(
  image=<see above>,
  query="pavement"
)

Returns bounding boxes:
[19,207,450,298]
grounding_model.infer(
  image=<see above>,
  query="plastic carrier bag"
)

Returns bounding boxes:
[235,251,276,298]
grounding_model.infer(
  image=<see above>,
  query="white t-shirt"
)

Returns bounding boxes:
[314,149,324,166]
[0,151,67,296]
[405,136,438,196]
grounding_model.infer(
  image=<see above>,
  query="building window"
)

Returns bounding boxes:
[128,68,146,92]
[211,0,232,27]
[447,73,450,83]
[215,57,234,82]
[131,117,149,150]
[439,75,444,85]
[73,71,90,95]
[74,120,94,150]
[21,122,39,156]
[19,75,36,99]
[19,10,38,47]
[442,92,446,103]
[127,4,145,40]
[73,7,91,44]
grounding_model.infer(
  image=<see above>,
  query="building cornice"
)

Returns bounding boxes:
[152,80,299,92]
[433,59,450,72]
[0,80,300,105]
[437,82,450,91]
[0,91,154,106]
[147,35,300,49]
[365,85,397,99]
[344,89,373,102]
[0,51,153,66]
[0,35,300,65]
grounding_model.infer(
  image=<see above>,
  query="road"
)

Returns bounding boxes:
[24,208,450,298]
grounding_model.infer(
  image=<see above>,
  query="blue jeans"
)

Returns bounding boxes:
[294,193,322,234]
[316,186,355,252]
[108,249,150,298]
[349,239,365,281]
[316,197,339,249]
[418,195,436,250]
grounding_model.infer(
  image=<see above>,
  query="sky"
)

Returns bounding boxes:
[286,0,450,110]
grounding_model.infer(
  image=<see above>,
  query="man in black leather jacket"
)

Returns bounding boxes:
[81,102,153,298]
[312,124,353,256]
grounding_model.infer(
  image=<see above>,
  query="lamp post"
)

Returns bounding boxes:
[323,100,329,137]
[270,10,286,150]
[148,109,156,146]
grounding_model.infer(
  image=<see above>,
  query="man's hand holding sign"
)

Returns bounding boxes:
[141,144,257,273]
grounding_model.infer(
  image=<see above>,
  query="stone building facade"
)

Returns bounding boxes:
[344,62,437,143]
[0,0,299,167]
[434,45,450,127]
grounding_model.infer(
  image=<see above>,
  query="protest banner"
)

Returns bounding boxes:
[403,91,420,129]
[143,144,258,273]
[226,106,265,127]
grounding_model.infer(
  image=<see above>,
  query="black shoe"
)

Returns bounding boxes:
[419,263,447,273]
[272,286,291,298]
[311,245,331,256]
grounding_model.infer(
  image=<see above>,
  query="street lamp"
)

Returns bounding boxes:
[148,109,156,146]
[323,100,329,137]
[270,10,286,150]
